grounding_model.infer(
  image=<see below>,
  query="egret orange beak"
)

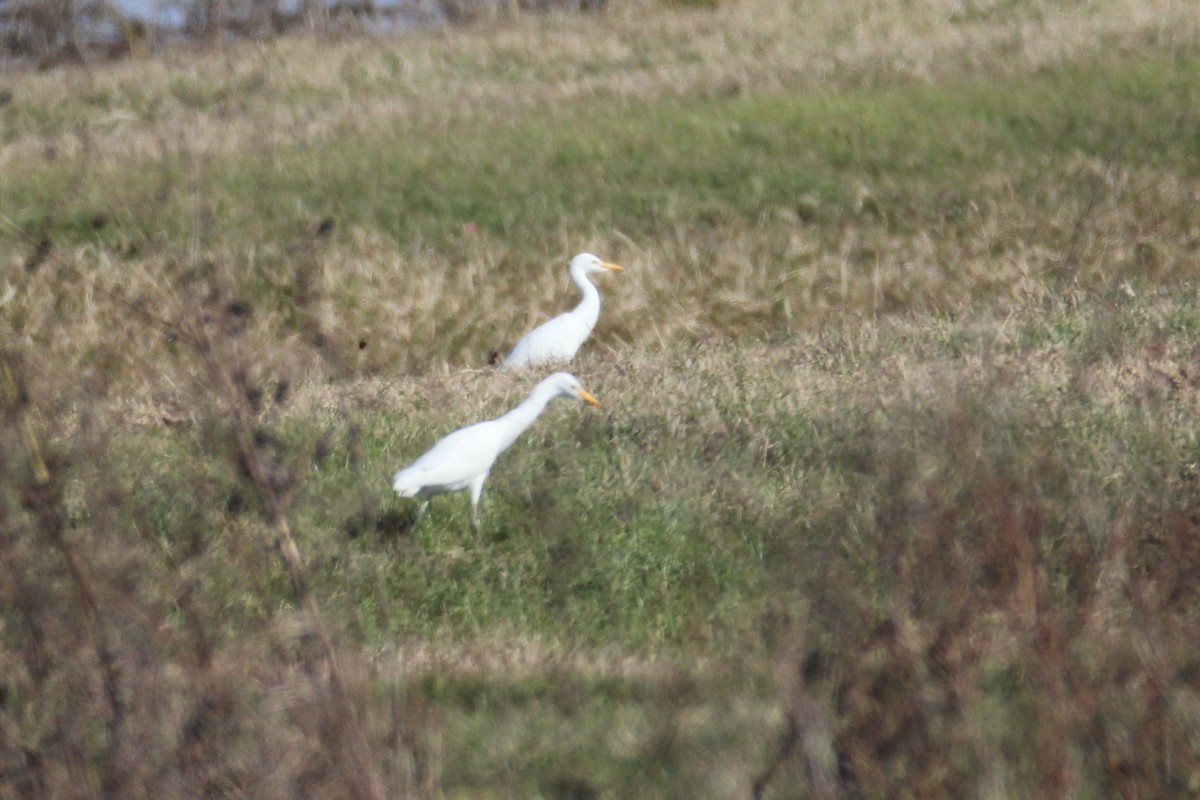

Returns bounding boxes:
[578,389,601,406]
[602,262,624,272]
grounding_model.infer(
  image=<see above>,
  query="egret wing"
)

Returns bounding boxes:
[505,313,588,367]
[393,420,503,495]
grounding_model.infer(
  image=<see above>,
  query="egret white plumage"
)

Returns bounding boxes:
[392,372,601,538]
[503,253,623,368]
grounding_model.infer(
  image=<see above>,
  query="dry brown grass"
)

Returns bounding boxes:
[3,0,1198,413]
[10,161,1199,423]
[3,0,1198,169]
[3,1,1200,795]
[0,297,441,799]
[5,263,1200,795]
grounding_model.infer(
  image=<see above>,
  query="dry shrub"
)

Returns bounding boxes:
[0,252,438,797]
[756,393,1200,798]
[0,0,151,67]
[0,0,612,67]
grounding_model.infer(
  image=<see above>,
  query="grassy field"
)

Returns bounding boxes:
[3,0,1200,796]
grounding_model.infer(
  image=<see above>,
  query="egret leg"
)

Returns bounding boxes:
[468,474,488,544]
[410,501,429,532]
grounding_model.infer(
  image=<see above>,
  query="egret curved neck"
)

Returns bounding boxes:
[496,384,559,451]
[570,269,601,332]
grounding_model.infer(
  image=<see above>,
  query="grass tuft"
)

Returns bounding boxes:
[2,0,1200,794]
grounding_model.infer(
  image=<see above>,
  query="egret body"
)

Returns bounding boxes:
[392,372,601,537]
[504,253,623,368]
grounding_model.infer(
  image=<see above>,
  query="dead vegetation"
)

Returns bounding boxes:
[2,0,1200,795]
[754,386,1200,798]
[4,0,1199,167]
[0,245,445,797]
[4,253,1200,795]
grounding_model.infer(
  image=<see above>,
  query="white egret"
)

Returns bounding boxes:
[503,252,623,368]
[392,372,601,538]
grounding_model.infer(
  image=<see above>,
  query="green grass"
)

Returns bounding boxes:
[88,286,1200,655]
[50,286,1196,798]
[6,49,1200,388]
[3,1,1200,795]
[7,52,1200,252]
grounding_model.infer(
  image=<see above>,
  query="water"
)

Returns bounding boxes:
[107,0,187,28]
[107,0,429,31]
[1,0,446,66]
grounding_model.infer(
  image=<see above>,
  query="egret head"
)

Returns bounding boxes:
[544,371,601,406]
[570,252,623,276]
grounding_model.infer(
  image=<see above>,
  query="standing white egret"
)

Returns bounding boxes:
[503,253,623,368]
[392,372,601,538]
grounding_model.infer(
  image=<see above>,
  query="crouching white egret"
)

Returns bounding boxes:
[503,253,623,368]
[392,372,601,538]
